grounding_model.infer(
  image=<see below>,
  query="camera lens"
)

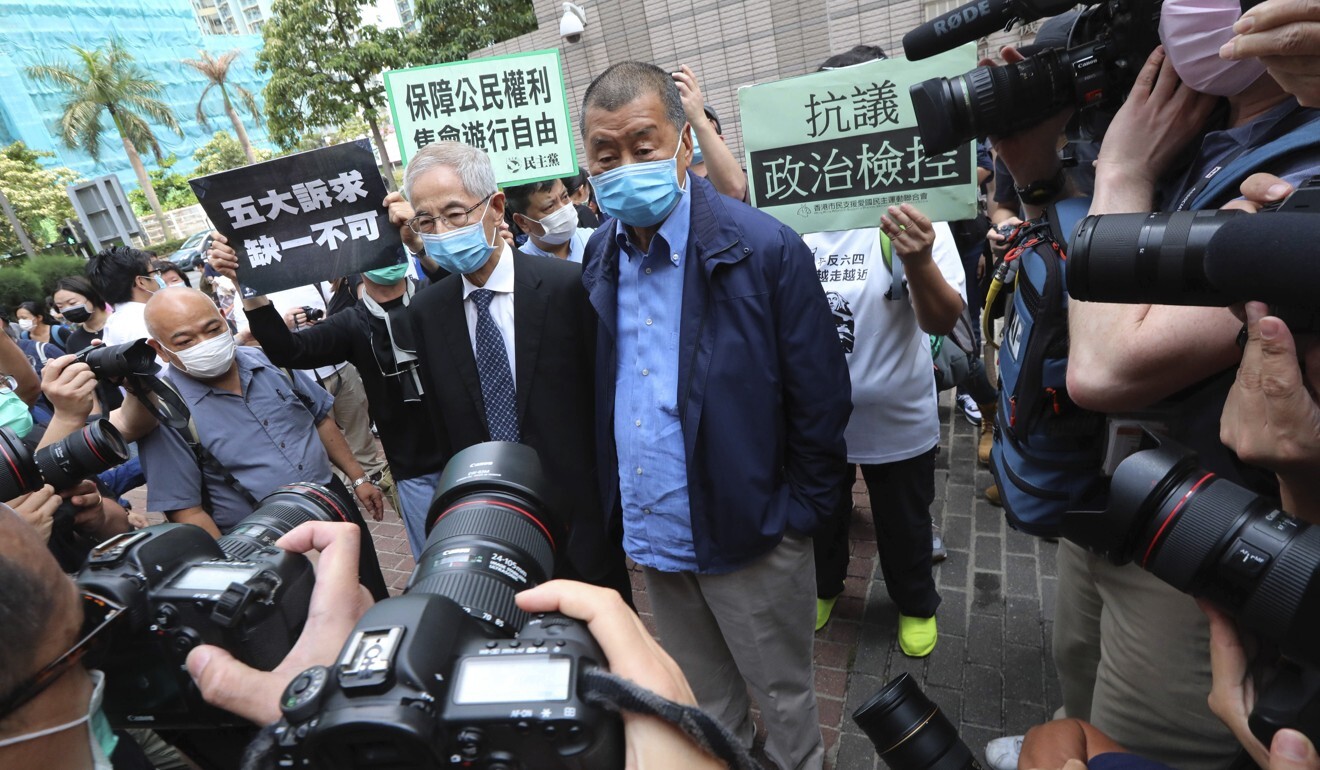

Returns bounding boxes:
[218,482,354,559]
[78,339,158,379]
[0,427,42,501]
[408,442,557,634]
[853,673,981,770]
[1075,441,1320,670]
[34,419,129,493]
[1067,211,1239,305]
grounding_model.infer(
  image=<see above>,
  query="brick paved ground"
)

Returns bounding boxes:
[363,394,1063,770]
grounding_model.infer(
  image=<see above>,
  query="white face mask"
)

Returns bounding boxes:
[526,203,580,246]
[162,331,236,380]
[16,319,34,332]
[0,669,115,770]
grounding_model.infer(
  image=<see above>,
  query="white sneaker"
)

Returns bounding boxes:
[985,735,1025,770]
[958,394,982,426]
[932,522,947,562]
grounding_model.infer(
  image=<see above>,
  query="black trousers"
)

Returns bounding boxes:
[812,448,941,618]
[327,476,391,601]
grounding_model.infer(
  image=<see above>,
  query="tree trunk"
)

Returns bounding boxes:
[223,89,257,164]
[365,112,397,192]
[122,135,177,242]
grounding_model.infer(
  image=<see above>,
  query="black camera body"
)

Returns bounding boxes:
[273,594,622,769]
[301,306,325,323]
[0,419,129,499]
[73,338,159,379]
[78,523,315,729]
[907,0,1161,154]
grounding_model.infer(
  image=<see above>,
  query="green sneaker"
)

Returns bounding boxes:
[815,596,839,631]
[899,615,938,657]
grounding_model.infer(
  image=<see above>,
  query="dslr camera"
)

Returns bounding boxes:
[1062,432,1320,747]
[905,0,1162,154]
[268,442,624,770]
[300,306,325,323]
[0,419,129,499]
[77,482,356,730]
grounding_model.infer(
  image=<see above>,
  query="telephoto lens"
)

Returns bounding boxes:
[410,441,558,633]
[1067,210,1240,305]
[0,420,129,501]
[73,338,159,378]
[218,482,355,559]
[1061,435,1320,670]
[853,674,983,770]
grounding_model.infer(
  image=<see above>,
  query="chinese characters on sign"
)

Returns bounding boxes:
[190,141,401,297]
[738,44,979,233]
[384,49,577,186]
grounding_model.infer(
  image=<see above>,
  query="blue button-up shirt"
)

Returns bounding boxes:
[614,187,696,571]
[519,227,594,264]
[139,346,335,532]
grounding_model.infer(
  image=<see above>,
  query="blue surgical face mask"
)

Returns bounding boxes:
[589,127,687,228]
[363,261,410,284]
[418,200,497,275]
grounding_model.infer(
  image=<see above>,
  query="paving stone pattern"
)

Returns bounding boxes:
[363,396,1064,769]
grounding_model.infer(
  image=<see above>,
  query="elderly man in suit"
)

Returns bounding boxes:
[402,141,628,599]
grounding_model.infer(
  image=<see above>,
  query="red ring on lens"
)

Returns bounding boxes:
[434,498,556,549]
[1141,472,1216,568]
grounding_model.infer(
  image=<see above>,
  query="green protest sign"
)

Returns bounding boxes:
[738,44,978,234]
[384,49,577,186]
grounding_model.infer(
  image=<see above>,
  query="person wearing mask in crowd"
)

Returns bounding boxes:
[132,288,389,600]
[86,246,168,348]
[400,141,630,599]
[504,177,596,264]
[986,3,1320,768]
[562,168,600,228]
[802,45,965,658]
[16,302,70,353]
[151,260,191,289]
[207,233,445,558]
[53,277,110,357]
[671,65,749,202]
[580,61,851,770]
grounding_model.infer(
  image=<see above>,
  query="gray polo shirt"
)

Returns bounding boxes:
[139,346,335,531]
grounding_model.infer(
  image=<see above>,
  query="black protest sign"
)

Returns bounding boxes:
[190,140,402,298]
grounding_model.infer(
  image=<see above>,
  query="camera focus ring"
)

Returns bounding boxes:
[1241,526,1320,647]
[1145,479,1253,592]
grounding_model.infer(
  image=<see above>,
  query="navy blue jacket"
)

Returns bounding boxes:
[582,173,852,572]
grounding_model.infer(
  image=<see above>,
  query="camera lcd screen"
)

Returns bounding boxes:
[170,564,260,592]
[452,656,572,705]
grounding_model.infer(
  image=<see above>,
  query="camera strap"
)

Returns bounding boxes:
[580,668,759,770]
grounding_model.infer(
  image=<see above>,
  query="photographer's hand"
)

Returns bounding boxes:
[7,486,59,542]
[1221,0,1320,107]
[1222,173,1294,214]
[516,581,725,770]
[40,353,95,421]
[186,521,373,725]
[1219,302,1320,521]
[982,46,1075,217]
[1202,601,1268,767]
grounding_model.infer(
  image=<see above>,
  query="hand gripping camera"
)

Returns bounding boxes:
[270,442,623,770]
[77,482,357,730]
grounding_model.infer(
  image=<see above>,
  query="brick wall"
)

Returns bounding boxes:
[471,0,1039,164]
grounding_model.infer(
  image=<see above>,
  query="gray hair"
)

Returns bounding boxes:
[581,61,686,138]
[402,141,498,203]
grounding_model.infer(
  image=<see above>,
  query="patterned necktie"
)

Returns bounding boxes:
[470,288,520,442]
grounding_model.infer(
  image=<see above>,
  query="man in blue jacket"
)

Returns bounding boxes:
[580,62,852,770]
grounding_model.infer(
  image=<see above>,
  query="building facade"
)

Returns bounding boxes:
[472,0,1040,163]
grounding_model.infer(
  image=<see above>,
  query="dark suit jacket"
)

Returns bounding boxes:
[409,249,609,580]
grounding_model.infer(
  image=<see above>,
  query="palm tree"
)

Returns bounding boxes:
[26,40,182,240]
[183,49,262,165]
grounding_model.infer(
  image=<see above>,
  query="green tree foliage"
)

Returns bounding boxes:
[410,0,537,62]
[257,0,410,189]
[0,142,81,255]
[0,266,43,310]
[193,131,272,177]
[24,253,89,297]
[126,154,197,216]
[25,40,183,239]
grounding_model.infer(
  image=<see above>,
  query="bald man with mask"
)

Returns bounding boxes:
[134,288,389,599]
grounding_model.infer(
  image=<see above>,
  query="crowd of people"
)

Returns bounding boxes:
[3,0,1320,767]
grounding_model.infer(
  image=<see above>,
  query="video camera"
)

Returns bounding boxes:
[1065,176,1320,329]
[77,482,355,730]
[904,0,1161,154]
[265,441,623,769]
[1062,432,1320,748]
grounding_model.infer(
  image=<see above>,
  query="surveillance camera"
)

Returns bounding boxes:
[560,2,586,43]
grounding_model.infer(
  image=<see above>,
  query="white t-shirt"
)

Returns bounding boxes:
[801,224,966,464]
[104,300,169,371]
[232,282,346,381]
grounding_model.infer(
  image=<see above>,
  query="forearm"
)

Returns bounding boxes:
[905,256,965,336]
[108,391,159,443]
[38,413,87,449]
[1089,166,1159,215]
[317,418,364,480]
[693,123,748,201]
[168,506,222,538]
[246,302,350,370]
[1067,302,1242,411]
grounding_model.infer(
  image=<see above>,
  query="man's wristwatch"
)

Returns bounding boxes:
[1015,167,1067,206]
[351,476,374,490]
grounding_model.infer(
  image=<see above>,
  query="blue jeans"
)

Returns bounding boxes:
[396,471,442,559]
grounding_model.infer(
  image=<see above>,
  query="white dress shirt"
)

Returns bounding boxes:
[461,243,517,383]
